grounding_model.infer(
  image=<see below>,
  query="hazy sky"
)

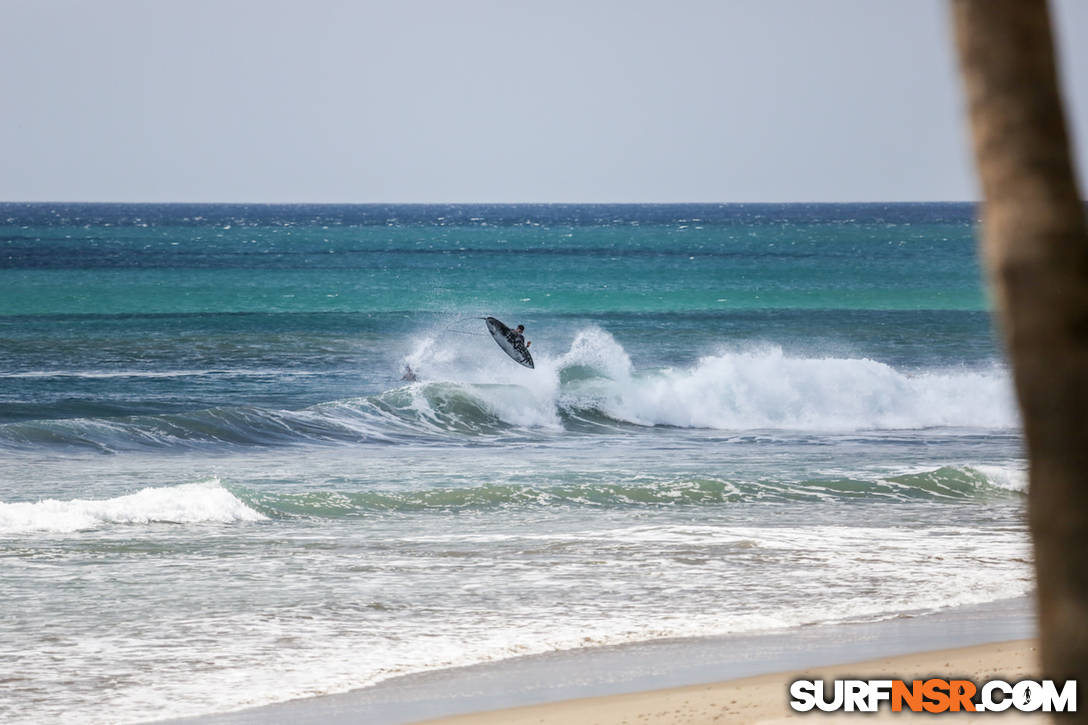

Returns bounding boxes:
[2,0,1086,203]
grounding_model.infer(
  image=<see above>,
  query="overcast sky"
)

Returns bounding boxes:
[2,0,1086,203]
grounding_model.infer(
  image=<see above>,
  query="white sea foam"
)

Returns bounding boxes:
[555,326,634,380]
[973,463,1028,492]
[557,336,1017,430]
[0,479,264,535]
[404,327,1018,432]
[15,518,1028,725]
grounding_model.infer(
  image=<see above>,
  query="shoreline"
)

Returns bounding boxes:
[414,639,1040,725]
[154,596,1035,725]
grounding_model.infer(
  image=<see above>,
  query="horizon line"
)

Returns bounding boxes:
[0,199,984,206]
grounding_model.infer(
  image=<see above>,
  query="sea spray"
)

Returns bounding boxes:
[566,344,1018,431]
[406,329,1017,432]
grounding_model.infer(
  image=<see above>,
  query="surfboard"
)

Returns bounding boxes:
[484,317,534,368]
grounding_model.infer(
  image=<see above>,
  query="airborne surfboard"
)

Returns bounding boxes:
[484,317,534,368]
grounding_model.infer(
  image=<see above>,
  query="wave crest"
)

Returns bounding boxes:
[0,330,1018,452]
[560,345,1016,430]
[230,465,1023,519]
[0,479,264,535]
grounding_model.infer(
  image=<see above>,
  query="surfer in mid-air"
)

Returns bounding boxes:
[484,317,535,368]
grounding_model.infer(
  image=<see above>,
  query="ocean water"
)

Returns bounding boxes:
[0,203,1030,724]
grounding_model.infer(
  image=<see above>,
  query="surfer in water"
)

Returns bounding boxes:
[512,325,531,349]
[401,365,418,382]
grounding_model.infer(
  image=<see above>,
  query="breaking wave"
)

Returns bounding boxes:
[0,465,1025,537]
[0,479,264,535]
[0,329,1018,452]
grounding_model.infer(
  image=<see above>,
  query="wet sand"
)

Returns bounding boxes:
[414,639,1040,725]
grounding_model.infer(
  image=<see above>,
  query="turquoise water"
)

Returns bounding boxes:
[2,203,985,315]
[0,203,1029,724]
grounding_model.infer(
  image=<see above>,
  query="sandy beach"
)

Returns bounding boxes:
[414,640,1040,725]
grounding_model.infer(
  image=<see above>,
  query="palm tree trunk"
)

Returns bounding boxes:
[951,0,1088,687]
